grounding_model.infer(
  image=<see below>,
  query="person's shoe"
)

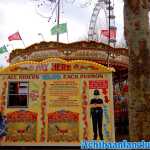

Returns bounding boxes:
[93,137,97,140]
[99,136,103,140]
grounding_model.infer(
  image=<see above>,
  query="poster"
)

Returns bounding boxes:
[47,80,80,107]
[47,111,79,142]
[46,80,80,143]
[87,80,114,141]
[5,111,37,143]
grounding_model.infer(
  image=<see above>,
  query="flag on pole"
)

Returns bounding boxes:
[0,45,8,54]
[8,32,22,41]
[51,23,67,35]
[100,29,116,39]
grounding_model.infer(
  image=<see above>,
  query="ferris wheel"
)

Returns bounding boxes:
[88,0,117,47]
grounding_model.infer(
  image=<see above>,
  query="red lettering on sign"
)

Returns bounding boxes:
[51,63,71,71]
[89,80,108,89]
[36,64,48,71]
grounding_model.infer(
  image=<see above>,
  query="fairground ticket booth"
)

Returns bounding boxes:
[0,58,115,146]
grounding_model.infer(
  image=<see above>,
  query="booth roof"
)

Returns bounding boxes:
[0,58,115,74]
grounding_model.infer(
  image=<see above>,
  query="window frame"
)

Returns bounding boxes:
[7,80,29,108]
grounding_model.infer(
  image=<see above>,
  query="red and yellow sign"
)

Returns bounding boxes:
[0,58,115,145]
[6,111,37,143]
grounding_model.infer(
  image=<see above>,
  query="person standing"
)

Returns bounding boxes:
[90,89,103,140]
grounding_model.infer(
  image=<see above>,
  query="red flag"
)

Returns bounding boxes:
[8,32,22,41]
[101,29,116,39]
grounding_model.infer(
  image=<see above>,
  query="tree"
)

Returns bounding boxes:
[124,0,150,141]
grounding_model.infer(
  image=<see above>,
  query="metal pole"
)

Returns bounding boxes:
[107,0,111,67]
[16,30,25,48]
[57,0,60,42]
[21,40,26,48]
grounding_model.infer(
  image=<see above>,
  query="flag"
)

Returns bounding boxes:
[8,32,22,41]
[51,23,67,35]
[0,45,8,54]
[101,29,116,39]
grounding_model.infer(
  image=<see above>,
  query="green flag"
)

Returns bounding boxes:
[0,45,7,54]
[51,23,67,35]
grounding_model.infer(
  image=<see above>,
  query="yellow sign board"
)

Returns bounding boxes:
[0,58,115,145]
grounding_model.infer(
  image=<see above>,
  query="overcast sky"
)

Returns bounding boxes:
[0,0,124,66]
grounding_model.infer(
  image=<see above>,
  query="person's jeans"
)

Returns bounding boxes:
[91,110,103,140]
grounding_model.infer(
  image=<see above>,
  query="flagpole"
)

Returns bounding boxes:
[57,0,60,42]
[21,40,26,48]
[107,0,111,67]
[99,32,102,43]
[17,30,26,48]
[67,30,69,43]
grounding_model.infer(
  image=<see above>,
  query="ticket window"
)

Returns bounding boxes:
[7,81,29,108]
